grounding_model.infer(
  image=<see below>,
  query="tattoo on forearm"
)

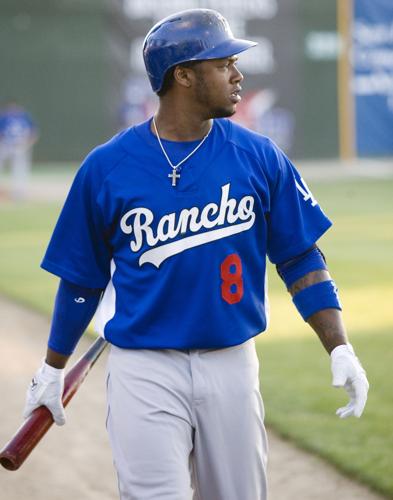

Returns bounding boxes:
[307,309,347,353]
[288,270,330,296]
[288,270,347,353]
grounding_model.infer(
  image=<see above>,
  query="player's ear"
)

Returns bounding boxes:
[173,65,193,89]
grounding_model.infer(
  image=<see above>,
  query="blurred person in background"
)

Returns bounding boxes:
[0,100,39,200]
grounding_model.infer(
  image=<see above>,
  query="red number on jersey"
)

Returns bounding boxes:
[220,254,244,304]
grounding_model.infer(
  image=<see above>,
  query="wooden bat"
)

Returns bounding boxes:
[0,337,107,471]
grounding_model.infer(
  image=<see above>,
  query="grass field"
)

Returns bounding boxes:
[259,178,393,498]
[0,171,392,497]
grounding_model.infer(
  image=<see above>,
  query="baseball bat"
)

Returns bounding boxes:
[0,336,107,471]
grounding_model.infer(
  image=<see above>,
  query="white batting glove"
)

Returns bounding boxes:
[330,344,369,419]
[23,360,66,426]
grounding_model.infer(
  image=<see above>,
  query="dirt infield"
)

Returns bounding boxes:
[0,295,386,499]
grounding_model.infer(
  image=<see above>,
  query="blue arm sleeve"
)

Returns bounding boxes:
[276,245,328,289]
[48,279,103,356]
[292,280,342,321]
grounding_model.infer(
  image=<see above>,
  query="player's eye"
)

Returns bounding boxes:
[218,61,231,69]
[227,58,238,67]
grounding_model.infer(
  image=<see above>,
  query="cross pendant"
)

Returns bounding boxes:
[168,169,180,187]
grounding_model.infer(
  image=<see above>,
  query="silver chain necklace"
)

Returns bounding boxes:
[152,117,212,187]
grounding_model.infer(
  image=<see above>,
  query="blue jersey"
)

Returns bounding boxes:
[41,118,331,349]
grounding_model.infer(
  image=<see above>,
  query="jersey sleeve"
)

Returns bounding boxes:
[41,156,112,288]
[265,142,332,264]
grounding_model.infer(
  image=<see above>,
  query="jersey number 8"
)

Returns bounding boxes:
[220,254,244,305]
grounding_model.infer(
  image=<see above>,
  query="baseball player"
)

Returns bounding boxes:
[23,9,369,500]
[0,100,38,200]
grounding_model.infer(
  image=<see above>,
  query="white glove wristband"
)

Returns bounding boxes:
[331,343,355,359]
[41,360,64,380]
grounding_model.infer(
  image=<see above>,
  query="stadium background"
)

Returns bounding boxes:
[2,0,392,162]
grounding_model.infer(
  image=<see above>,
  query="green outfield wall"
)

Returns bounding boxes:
[0,0,132,161]
[1,0,340,161]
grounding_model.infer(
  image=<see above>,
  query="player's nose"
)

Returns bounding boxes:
[231,65,243,84]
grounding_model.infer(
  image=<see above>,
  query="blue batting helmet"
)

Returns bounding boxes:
[143,9,257,93]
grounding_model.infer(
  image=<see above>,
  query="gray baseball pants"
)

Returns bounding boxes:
[106,338,268,500]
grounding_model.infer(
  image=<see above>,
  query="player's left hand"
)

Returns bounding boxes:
[330,343,369,418]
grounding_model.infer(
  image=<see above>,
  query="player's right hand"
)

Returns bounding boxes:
[23,361,66,426]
